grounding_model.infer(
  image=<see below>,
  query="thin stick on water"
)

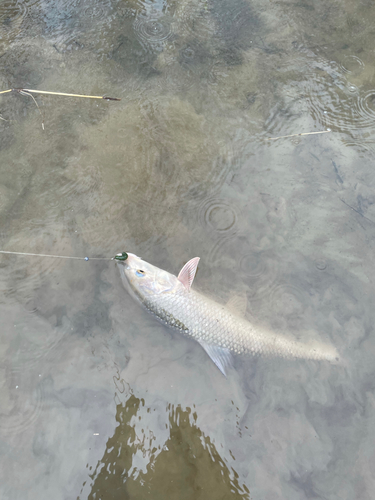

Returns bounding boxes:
[0,87,121,129]
[0,88,121,100]
[266,129,331,140]
[0,250,113,261]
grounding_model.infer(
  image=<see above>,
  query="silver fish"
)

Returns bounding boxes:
[115,252,339,376]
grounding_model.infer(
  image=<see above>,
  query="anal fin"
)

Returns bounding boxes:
[198,341,233,377]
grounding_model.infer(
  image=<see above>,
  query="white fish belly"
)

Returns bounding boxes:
[143,289,338,363]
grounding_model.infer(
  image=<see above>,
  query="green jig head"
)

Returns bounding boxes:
[114,252,128,261]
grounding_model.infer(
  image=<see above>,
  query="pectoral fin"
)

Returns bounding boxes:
[177,257,200,291]
[198,341,233,377]
[226,293,248,317]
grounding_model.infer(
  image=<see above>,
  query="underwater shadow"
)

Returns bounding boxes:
[82,394,250,500]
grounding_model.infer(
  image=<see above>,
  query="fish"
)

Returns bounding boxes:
[115,252,340,376]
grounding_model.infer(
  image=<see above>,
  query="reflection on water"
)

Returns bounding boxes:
[81,394,249,500]
[1,0,375,499]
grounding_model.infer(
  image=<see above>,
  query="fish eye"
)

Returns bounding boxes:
[135,269,145,277]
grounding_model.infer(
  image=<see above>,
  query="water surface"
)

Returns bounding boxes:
[1,0,375,499]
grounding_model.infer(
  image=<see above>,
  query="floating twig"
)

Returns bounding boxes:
[0,87,121,129]
[0,88,121,100]
[266,129,331,141]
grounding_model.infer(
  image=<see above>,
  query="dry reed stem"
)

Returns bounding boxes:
[0,88,120,100]
[0,87,120,129]
[266,130,331,140]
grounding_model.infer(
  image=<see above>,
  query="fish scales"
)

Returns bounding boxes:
[144,287,333,361]
[115,252,339,375]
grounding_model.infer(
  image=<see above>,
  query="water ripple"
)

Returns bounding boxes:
[338,55,365,76]
[10,320,69,373]
[0,375,45,435]
[94,105,237,214]
[133,16,172,46]
[241,254,280,301]
[240,253,268,278]
[210,0,257,52]
[356,91,375,128]
[81,3,108,20]
[300,71,375,136]
[269,283,305,318]
[0,0,28,34]
[199,198,238,234]
[40,0,114,49]
[315,259,327,271]
[176,1,216,43]
[266,51,375,157]
[208,236,281,302]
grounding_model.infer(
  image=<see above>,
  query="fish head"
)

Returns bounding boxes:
[114,252,182,303]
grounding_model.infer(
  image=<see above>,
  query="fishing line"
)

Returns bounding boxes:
[0,250,113,261]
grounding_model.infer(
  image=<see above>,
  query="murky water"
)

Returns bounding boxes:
[1,0,375,498]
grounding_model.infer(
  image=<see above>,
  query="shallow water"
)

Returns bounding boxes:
[1,0,375,498]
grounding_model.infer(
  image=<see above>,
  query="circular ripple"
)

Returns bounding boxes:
[240,253,267,278]
[266,52,375,158]
[24,298,37,313]
[342,139,375,158]
[315,259,327,271]
[199,199,238,234]
[302,73,363,133]
[269,283,305,317]
[345,83,359,95]
[82,3,108,20]
[207,204,236,231]
[298,55,375,136]
[241,255,280,300]
[302,74,350,132]
[0,0,27,26]
[133,15,172,46]
[180,46,196,61]
[0,377,44,435]
[338,55,365,75]
[356,91,375,129]
[141,19,170,41]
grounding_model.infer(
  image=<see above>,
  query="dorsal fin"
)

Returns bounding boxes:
[177,257,200,291]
